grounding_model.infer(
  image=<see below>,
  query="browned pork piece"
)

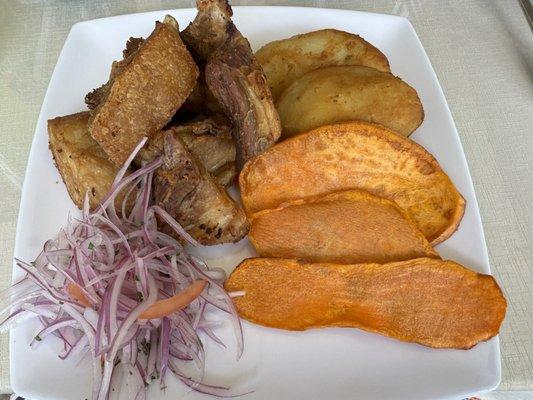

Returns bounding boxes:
[136,115,237,187]
[86,15,198,166]
[154,132,249,245]
[182,0,281,165]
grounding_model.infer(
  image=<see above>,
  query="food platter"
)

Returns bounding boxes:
[11,6,500,400]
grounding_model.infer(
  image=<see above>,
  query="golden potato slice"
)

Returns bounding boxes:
[249,190,438,264]
[48,112,120,210]
[256,29,390,100]
[239,122,465,244]
[225,257,507,349]
[276,65,423,138]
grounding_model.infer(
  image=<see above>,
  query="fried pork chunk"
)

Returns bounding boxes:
[154,132,249,245]
[87,15,199,166]
[182,0,281,165]
[137,115,237,187]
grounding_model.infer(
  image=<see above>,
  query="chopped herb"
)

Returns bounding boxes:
[137,291,144,302]
[134,275,140,282]
[139,339,151,355]
[114,356,121,367]
[59,301,64,305]
[34,335,42,342]
[30,261,36,267]
[88,242,95,250]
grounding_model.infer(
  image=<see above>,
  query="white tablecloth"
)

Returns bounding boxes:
[0,0,531,396]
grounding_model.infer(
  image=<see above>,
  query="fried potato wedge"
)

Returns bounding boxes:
[239,122,465,244]
[256,29,390,100]
[276,66,423,138]
[249,190,438,263]
[89,15,199,166]
[225,258,506,349]
[48,112,122,210]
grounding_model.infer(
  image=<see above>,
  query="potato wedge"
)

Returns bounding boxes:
[48,112,122,210]
[249,190,438,263]
[239,122,465,244]
[256,29,390,100]
[276,66,423,138]
[225,258,506,349]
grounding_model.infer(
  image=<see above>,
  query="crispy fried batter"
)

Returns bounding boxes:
[48,112,120,210]
[225,257,507,349]
[249,190,438,263]
[88,15,199,166]
[154,132,248,245]
[276,66,424,138]
[136,115,237,186]
[239,121,465,244]
[256,29,391,100]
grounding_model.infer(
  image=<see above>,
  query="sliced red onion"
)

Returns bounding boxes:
[5,137,245,400]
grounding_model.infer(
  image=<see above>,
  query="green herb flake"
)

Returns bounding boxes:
[88,242,95,250]
[30,261,36,267]
[139,339,151,355]
[137,292,144,302]
[34,335,42,342]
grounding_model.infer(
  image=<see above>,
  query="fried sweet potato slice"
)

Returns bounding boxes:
[276,65,424,138]
[249,190,438,263]
[88,15,198,166]
[239,121,465,244]
[225,258,507,349]
[256,29,390,100]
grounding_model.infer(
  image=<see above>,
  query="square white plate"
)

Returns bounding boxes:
[11,6,500,400]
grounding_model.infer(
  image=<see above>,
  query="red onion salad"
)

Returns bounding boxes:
[2,138,245,399]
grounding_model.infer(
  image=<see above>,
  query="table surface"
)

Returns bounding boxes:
[0,0,532,396]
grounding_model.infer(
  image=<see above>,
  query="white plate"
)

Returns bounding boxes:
[11,6,500,400]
